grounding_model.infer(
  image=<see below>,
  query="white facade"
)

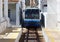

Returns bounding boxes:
[0,0,8,33]
[46,0,57,28]
[16,3,20,27]
[44,0,60,28]
[57,0,60,28]
[0,0,3,18]
[1,0,60,28]
[0,0,21,28]
[41,0,47,12]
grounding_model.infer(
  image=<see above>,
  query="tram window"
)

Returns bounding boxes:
[25,9,39,19]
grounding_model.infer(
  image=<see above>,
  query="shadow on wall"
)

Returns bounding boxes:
[41,13,45,27]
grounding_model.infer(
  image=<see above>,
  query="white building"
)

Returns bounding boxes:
[0,0,60,29]
[0,0,60,42]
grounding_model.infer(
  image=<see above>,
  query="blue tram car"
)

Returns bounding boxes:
[22,8,41,28]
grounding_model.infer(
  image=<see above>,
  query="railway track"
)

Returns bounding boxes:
[24,28,40,42]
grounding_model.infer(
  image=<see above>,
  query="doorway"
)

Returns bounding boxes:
[8,4,16,25]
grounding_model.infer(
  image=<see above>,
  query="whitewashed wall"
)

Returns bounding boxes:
[45,0,57,28]
[57,0,60,28]
[41,0,47,12]
[0,18,7,33]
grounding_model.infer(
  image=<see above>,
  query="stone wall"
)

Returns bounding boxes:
[0,18,7,33]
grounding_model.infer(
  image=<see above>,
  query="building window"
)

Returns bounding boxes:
[43,5,47,7]
[25,0,30,6]
[8,9,11,18]
[43,4,47,12]
[25,0,38,7]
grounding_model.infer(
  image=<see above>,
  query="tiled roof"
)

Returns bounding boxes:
[8,0,19,2]
[3,0,19,2]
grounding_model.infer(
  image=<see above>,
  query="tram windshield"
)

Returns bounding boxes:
[25,9,39,19]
